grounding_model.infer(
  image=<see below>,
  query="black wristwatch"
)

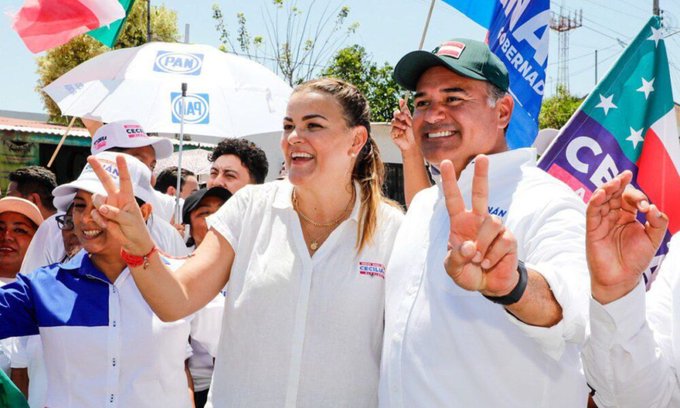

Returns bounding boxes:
[483,260,528,306]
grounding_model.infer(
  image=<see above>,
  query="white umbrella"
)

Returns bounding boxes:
[44,41,292,139]
[44,41,292,220]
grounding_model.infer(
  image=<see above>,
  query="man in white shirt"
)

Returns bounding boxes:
[380,38,590,407]
[581,171,673,407]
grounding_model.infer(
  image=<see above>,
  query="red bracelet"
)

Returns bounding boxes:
[120,245,157,268]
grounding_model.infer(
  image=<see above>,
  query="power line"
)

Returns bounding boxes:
[569,49,620,77]
[582,24,626,43]
[619,0,652,13]
[547,43,618,66]
[551,1,633,40]
[583,0,644,20]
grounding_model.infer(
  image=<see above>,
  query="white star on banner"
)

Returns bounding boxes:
[596,94,617,116]
[637,77,655,99]
[626,127,645,149]
[648,27,662,47]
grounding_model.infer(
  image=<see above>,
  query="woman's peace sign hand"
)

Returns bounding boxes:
[87,155,155,256]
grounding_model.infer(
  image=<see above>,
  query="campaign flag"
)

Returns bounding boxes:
[440,0,495,28]
[442,0,550,149]
[11,0,125,53]
[88,0,135,48]
[538,16,680,284]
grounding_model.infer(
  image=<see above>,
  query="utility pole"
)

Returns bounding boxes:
[550,7,583,93]
[147,0,152,43]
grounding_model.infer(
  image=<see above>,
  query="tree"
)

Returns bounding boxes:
[538,86,585,130]
[321,45,400,122]
[36,1,179,122]
[212,0,358,86]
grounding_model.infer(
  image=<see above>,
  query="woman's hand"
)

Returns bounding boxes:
[87,154,155,255]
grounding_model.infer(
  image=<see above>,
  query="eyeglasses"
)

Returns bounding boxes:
[56,214,74,231]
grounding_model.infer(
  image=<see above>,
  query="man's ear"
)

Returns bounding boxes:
[139,203,153,222]
[497,94,514,129]
[28,193,41,207]
[166,186,177,196]
[349,126,368,157]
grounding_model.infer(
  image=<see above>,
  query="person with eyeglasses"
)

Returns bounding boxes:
[0,152,220,408]
[56,204,81,263]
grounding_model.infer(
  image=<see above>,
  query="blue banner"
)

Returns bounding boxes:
[441,0,494,28]
[443,0,550,148]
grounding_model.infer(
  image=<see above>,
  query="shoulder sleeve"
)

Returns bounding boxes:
[583,274,679,408]
[206,185,256,250]
[505,172,589,356]
[0,275,39,339]
[8,337,28,368]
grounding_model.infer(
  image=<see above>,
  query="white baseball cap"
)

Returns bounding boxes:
[53,152,158,212]
[0,197,44,227]
[90,120,173,159]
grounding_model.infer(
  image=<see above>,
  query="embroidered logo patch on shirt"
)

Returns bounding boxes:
[359,262,385,279]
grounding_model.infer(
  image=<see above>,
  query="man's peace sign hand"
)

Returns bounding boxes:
[441,155,519,297]
[87,155,155,256]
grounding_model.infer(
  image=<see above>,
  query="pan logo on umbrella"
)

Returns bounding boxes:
[171,92,210,124]
[154,51,204,75]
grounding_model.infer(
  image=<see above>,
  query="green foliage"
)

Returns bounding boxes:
[36,1,179,122]
[538,86,585,130]
[321,45,400,122]
[212,0,358,85]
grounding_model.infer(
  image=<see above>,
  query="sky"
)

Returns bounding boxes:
[1,0,679,115]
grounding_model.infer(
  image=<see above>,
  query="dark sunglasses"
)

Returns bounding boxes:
[56,214,75,231]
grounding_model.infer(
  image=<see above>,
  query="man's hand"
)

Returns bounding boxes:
[441,155,519,297]
[390,98,418,153]
[586,171,668,304]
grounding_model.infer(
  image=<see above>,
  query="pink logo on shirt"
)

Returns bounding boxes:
[359,262,385,279]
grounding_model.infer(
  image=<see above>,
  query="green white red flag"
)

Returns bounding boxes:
[539,16,680,283]
[11,0,125,53]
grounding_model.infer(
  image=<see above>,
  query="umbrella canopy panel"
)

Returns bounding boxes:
[45,42,292,138]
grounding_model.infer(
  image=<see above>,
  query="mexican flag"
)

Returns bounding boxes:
[538,16,680,284]
[11,0,125,53]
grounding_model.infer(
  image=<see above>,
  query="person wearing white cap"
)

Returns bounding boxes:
[10,152,190,406]
[9,152,188,408]
[0,152,218,408]
[91,119,179,223]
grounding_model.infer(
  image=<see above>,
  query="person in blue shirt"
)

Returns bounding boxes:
[0,152,212,408]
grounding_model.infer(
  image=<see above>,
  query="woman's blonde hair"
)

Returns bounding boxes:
[293,78,389,252]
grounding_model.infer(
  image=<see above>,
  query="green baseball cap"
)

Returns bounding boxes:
[393,38,509,92]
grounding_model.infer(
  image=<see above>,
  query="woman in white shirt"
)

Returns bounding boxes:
[88,78,404,407]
